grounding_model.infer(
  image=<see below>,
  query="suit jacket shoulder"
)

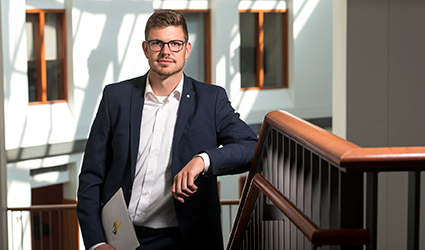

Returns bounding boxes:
[103,75,146,95]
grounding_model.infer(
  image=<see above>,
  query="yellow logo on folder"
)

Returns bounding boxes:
[112,219,122,235]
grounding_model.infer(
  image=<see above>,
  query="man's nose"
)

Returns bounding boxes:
[161,43,172,54]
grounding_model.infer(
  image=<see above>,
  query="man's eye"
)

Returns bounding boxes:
[171,41,182,46]
[152,41,162,46]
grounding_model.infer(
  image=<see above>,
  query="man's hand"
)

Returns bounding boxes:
[95,244,115,250]
[172,156,205,203]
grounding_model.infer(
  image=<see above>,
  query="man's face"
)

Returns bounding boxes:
[143,26,191,78]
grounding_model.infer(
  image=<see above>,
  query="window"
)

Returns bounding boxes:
[26,9,67,104]
[180,10,211,84]
[240,10,288,89]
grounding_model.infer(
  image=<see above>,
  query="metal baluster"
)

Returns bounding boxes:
[407,171,420,250]
[68,210,72,249]
[289,139,296,249]
[229,206,232,232]
[39,211,43,250]
[21,211,24,249]
[296,143,305,249]
[49,210,53,250]
[366,172,378,250]
[320,159,330,250]
[58,209,62,249]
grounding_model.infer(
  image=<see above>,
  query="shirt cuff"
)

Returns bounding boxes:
[89,242,106,250]
[197,152,211,174]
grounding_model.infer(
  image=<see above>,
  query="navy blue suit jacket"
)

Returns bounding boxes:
[77,73,258,249]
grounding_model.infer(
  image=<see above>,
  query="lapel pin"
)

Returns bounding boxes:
[187,94,190,98]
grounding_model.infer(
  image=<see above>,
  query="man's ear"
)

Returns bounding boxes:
[184,42,192,60]
[142,41,149,58]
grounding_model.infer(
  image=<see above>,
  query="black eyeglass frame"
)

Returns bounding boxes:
[146,40,187,52]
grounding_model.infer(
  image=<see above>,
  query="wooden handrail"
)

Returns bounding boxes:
[227,174,370,249]
[220,200,240,205]
[265,110,425,172]
[264,110,360,168]
[341,147,425,171]
[8,203,79,250]
[8,204,77,212]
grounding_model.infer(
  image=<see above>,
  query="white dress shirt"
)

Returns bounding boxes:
[127,76,183,228]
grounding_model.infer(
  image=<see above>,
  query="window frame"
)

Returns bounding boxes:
[239,9,288,90]
[26,9,67,105]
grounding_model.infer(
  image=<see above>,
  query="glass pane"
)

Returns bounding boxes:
[183,12,205,82]
[45,13,64,101]
[26,13,39,102]
[263,13,284,87]
[240,12,256,88]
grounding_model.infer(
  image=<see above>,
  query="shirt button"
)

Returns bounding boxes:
[148,171,154,175]
[144,192,149,196]
[152,149,158,153]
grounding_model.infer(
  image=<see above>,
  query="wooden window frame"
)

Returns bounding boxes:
[240,9,288,90]
[173,9,212,84]
[26,9,67,105]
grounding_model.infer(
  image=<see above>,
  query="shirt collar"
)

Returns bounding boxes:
[145,74,183,103]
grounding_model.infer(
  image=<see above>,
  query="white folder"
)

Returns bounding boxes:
[101,188,140,250]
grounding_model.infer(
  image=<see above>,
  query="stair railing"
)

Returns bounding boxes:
[227,110,425,250]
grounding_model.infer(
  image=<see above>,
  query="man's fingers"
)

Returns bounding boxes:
[175,172,196,196]
[171,173,180,194]
[181,172,190,194]
[187,170,199,191]
[172,174,188,204]
[182,171,198,194]
[173,193,185,203]
[95,244,115,250]
[172,173,190,203]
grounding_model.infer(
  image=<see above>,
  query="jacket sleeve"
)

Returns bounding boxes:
[204,87,258,176]
[77,86,112,249]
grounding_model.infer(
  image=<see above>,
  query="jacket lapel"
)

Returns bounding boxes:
[172,75,195,177]
[130,75,146,180]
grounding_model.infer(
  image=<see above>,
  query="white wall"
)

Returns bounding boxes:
[2,0,152,151]
[2,0,81,154]
[3,0,333,151]
[291,0,332,119]
[333,0,425,249]
[0,0,7,247]
[71,0,151,137]
[2,0,30,150]
[232,0,332,124]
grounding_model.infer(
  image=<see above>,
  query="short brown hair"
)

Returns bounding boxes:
[145,9,189,42]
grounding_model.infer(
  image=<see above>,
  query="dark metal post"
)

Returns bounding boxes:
[407,171,420,250]
[39,211,43,249]
[366,172,378,250]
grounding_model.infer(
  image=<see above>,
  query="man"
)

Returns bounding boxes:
[77,9,258,250]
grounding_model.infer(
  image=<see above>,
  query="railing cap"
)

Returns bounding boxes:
[8,204,77,211]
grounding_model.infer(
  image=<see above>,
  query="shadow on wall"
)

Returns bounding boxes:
[72,0,152,136]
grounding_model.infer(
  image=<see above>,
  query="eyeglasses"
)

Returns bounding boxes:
[146,40,186,52]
